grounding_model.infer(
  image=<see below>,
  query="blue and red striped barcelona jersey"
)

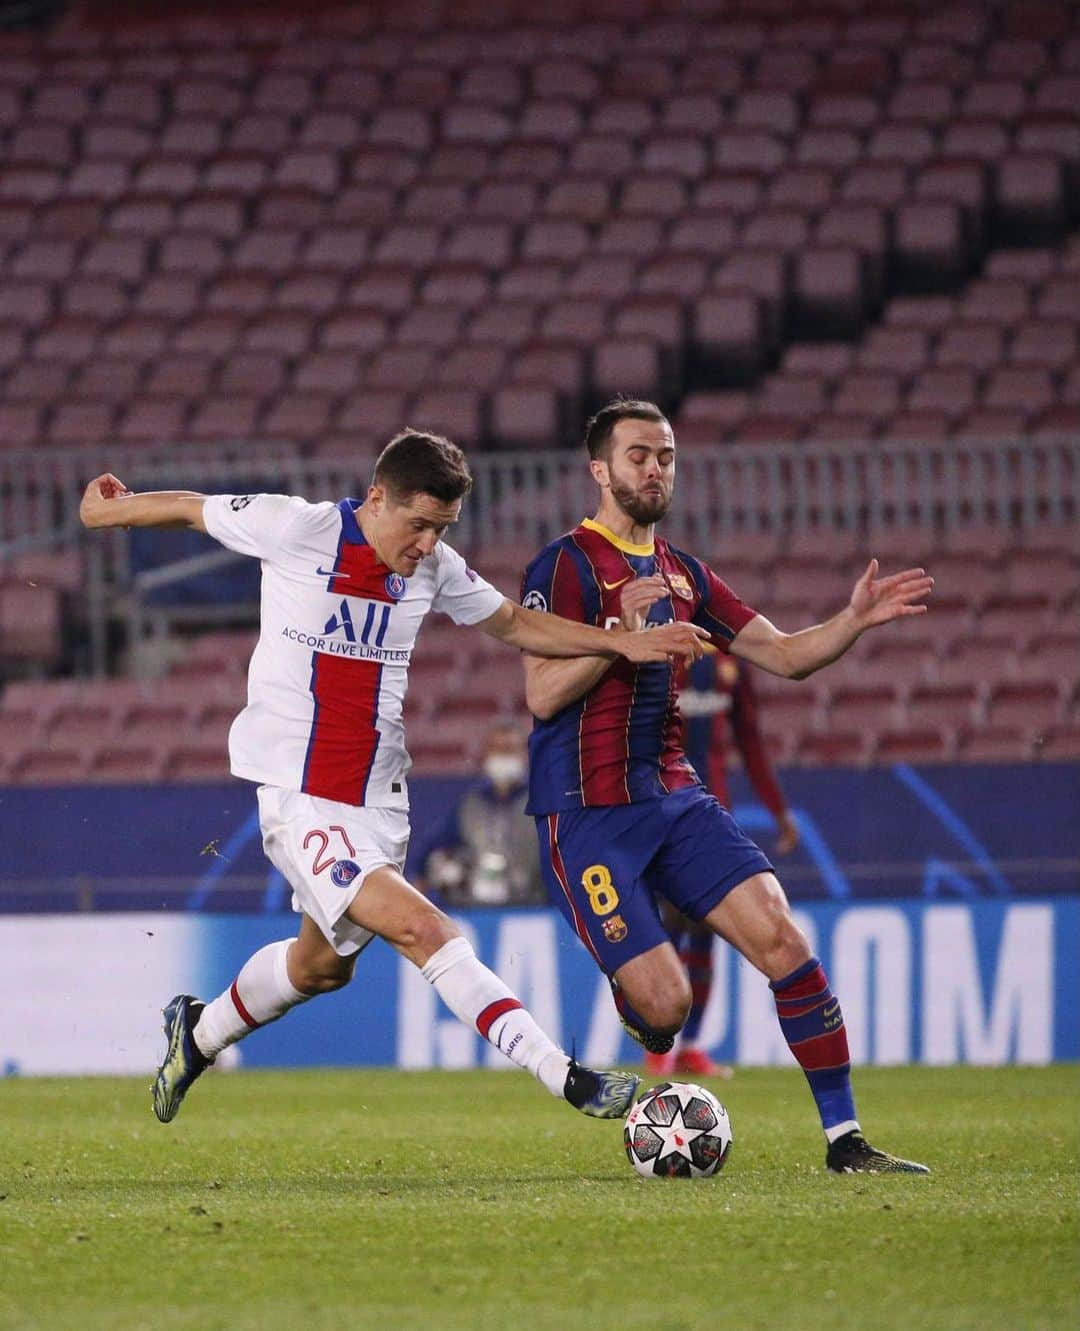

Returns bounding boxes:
[522,518,758,814]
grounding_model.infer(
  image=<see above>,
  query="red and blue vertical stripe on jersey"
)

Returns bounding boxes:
[569,532,643,805]
[300,501,396,806]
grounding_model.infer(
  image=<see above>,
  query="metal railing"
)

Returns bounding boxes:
[2,435,1077,558]
[2,435,1077,676]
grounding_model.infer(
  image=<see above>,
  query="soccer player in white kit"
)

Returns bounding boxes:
[79,431,708,1124]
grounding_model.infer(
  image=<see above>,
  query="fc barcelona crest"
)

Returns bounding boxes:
[666,572,694,601]
[602,914,629,943]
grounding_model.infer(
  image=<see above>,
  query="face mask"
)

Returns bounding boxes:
[484,754,526,787]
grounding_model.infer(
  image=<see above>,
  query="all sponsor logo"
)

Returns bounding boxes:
[384,572,407,600]
[229,495,254,511]
[330,859,361,888]
[522,589,548,612]
[602,914,628,943]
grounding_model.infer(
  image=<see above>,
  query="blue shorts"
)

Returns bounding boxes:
[535,785,773,975]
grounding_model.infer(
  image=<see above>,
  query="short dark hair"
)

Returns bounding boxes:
[373,429,473,504]
[583,398,668,461]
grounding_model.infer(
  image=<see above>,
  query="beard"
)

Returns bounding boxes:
[609,475,672,525]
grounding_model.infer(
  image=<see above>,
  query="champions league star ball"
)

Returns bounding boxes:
[624,1082,733,1179]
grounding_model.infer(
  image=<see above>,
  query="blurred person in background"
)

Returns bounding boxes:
[424,722,545,908]
[648,651,800,1079]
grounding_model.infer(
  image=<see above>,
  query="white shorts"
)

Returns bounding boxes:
[257,785,411,957]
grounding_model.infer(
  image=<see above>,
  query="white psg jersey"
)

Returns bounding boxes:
[202,493,505,810]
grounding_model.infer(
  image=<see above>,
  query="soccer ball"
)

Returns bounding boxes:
[623,1081,733,1179]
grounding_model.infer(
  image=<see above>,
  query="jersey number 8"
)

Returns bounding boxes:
[581,864,619,916]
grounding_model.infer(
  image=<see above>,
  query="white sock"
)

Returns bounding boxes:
[824,1119,861,1144]
[194,940,310,1059]
[421,937,570,1097]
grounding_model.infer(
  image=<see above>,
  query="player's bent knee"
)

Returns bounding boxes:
[761,915,813,980]
[395,907,461,964]
[625,970,692,1034]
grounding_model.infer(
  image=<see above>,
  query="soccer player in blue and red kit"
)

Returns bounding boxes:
[520,399,933,1174]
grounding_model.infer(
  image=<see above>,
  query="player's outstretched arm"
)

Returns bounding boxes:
[518,574,675,719]
[479,599,707,665]
[730,559,933,679]
[79,473,208,531]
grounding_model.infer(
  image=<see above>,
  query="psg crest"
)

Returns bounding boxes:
[330,859,361,888]
[384,572,407,600]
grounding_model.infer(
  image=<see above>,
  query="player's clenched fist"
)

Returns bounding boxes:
[618,575,670,632]
[79,473,132,527]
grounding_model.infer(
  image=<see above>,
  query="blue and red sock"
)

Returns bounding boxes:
[771,957,857,1136]
[677,929,713,1046]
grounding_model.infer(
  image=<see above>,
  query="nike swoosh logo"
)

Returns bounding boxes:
[602,576,631,591]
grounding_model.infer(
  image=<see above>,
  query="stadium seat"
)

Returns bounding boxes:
[908,682,981,732]
[0,582,63,669]
[792,247,866,338]
[956,725,1031,762]
[1035,724,1080,761]
[490,385,561,449]
[439,344,510,391]
[828,684,903,733]
[875,729,951,764]
[990,681,1065,734]
[797,730,869,766]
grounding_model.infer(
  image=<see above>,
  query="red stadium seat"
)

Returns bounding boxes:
[978,594,1053,648]
[0,582,63,669]
[909,682,981,732]
[490,385,561,449]
[1036,725,1080,761]
[829,684,903,733]
[797,731,870,766]
[833,372,902,421]
[935,323,1005,373]
[792,247,866,338]
[508,343,586,400]
[345,267,418,316]
[987,681,1062,735]
[997,155,1067,240]
[692,292,765,380]
[889,82,955,129]
[875,729,951,763]
[593,339,664,402]
[621,175,689,219]
[674,391,751,444]
[1010,321,1078,372]
[117,396,187,444]
[956,725,1031,762]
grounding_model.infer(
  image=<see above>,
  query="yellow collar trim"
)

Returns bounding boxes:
[581,517,654,556]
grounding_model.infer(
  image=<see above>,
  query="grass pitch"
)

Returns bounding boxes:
[1,1065,1076,1331]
